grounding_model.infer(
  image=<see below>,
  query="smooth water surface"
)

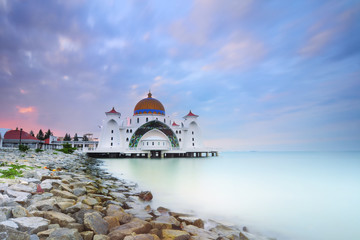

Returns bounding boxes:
[100,152,360,240]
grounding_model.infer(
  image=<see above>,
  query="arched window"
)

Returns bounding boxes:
[192,138,194,141]
[179,130,181,134]
[130,129,132,133]
[176,130,178,134]
[111,143,113,146]
[126,129,129,133]
[146,117,148,122]
[192,131,194,135]
[179,138,181,142]
[111,130,114,133]
[126,138,129,142]
[152,142,154,145]
[147,142,149,145]
[137,118,139,123]
[192,143,194,146]
[111,137,113,140]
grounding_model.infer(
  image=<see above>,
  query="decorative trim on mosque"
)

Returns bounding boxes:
[134,109,165,115]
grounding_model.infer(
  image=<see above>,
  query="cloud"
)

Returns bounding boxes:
[203,35,266,71]
[299,30,334,56]
[16,106,35,114]
[170,0,253,45]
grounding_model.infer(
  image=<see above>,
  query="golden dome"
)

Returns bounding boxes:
[134,92,165,116]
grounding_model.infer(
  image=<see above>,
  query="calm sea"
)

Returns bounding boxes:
[100,151,360,240]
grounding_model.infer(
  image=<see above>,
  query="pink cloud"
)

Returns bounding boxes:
[16,106,35,114]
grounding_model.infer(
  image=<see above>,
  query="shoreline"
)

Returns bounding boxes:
[0,148,274,240]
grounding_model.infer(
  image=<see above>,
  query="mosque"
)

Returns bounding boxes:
[87,92,217,158]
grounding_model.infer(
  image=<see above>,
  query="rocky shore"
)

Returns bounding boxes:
[0,148,274,240]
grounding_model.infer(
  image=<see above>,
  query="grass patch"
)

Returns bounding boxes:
[0,163,32,179]
[55,143,77,154]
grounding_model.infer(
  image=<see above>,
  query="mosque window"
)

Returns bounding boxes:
[111,143,113,146]
[192,143,194,146]
[176,130,178,134]
[179,130,181,134]
[152,142,154,145]
[126,129,129,133]
[111,137,113,140]
[179,138,181,142]
[130,129,132,133]
[111,130,114,133]
[192,138,194,141]
[126,138,129,142]
[146,117,148,122]
[137,118,139,123]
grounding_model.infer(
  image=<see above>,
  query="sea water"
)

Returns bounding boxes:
[100,151,360,240]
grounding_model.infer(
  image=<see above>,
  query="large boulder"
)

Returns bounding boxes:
[47,228,82,240]
[84,211,109,235]
[124,234,160,240]
[138,191,153,201]
[12,206,30,218]
[12,217,50,234]
[43,211,76,227]
[161,229,190,240]
[183,225,218,239]
[0,224,30,240]
[106,204,132,224]
[108,218,152,239]
[50,189,77,200]
[178,216,204,229]
[151,216,180,230]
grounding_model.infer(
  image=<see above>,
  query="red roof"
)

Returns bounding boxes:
[106,107,119,114]
[184,110,199,118]
[172,121,179,126]
[4,130,38,140]
[44,138,50,144]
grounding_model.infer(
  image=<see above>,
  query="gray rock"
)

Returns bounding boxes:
[73,187,87,196]
[47,228,82,240]
[183,225,218,240]
[0,193,12,206]
[30,192,53,202]
[0,211,7,221]
[50,189,77,200]
[12,205,30,218]
[109,192,126,202]
[12,217,50,234]
[0,220,19,229]
[31,198,56,211]
[17,177,41,184]
[84,211,108,235]
[0,206,14,219]
[0,224,30,240]
[29,234,40,240]
[43,211,76,227]
[9,184,35,193]
[0,183,8,192]
[73,209,97,224]
[6,189,31,203]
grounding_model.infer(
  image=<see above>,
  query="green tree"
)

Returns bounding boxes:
[63,133,71,141]
[29,130,35,137]
[36,129,44,140]
[82,135,89,141]
[44,129,53,139]
[73,133,79,141]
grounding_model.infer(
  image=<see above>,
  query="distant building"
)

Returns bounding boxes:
[89,92,217,158]
[2,129,42,148]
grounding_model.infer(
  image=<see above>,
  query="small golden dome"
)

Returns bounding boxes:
[134,92,165,116]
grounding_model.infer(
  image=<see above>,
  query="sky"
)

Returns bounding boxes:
[0,0,359,151]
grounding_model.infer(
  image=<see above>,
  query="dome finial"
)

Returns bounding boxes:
[148,90,152,98]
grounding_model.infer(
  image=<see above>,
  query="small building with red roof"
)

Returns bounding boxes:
[2,129,42,148]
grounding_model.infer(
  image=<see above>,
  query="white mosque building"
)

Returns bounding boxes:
[88,92,217,158]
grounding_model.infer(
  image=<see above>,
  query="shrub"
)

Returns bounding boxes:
[56,143,77,154]
[19,144,29,152]
[35,148,43,153]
